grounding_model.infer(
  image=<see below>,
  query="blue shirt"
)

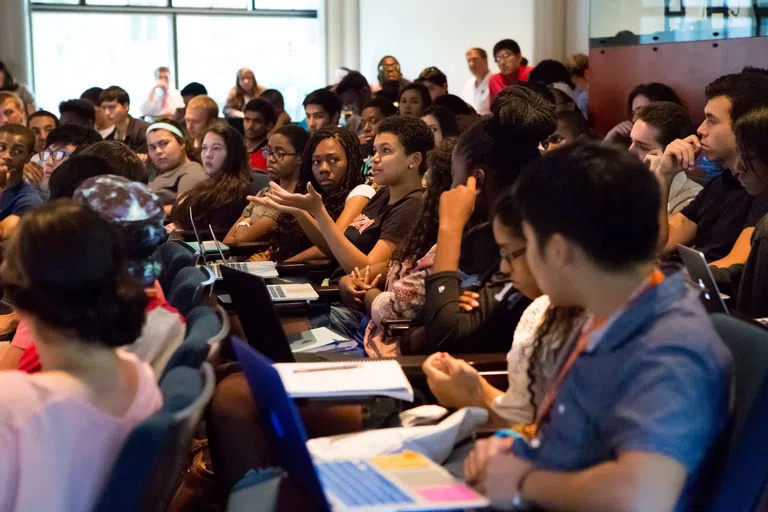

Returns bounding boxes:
[513,271,733,511]
[0,181,43,221]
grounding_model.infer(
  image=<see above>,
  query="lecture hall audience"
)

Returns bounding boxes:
[2,32,768,512]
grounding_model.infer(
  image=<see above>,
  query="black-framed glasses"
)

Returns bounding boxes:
[495,51,515,63]
[261,147,297,162]
[500,246,526,264]
[40,150,72,162]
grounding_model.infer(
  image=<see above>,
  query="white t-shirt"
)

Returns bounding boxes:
[461,72,492,116]
[345,184,376,203]
[142,87,185,120]
[0,350,162,512]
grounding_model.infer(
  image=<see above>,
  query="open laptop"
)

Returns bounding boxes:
[221,265,339,362]
[187,207,278,280]
[230,337,490,512]
[678,245,730,315]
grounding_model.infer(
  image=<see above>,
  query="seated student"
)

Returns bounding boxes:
[464,141,732,512]
[0,124,43,238]
[0,61,36,115]
[76,140,148,184]
[462,47,493,116]
[413,86,556,355]
[224,68,265,119]
[80,86,113,137]
[260,88,292,133]
[630,101,702,214]
[99,85,151,154]
[224,124,309,246]
[250,127,373,263]
[0,201,162,511]
[28,124,103,196]
[417,66,449,101]
[145,118,206,212]
[141,66,185,121]
[488,39,534,106]
[259,116,430,275]
[303,88,342,134]
[58,98,96,129]
[564,52,590,118]
[185,95,219,149]
[423,189,586,425]
[170,121,251,232]
[243,98,276,172]
[0,92,25,127]
[655,71,768,267]
[398,82,432,118]
[542,109,591,152]
[604,82,683,146]
[361,97,398,145]
[335,71,372,138]
[4,175,185,376]
[177,81,208,122]
[421,105,460,145]
[358,137,457,357]
[711,105,768,318]
[528,59,577,104]
[374,55,410,94]
[433,94,481,133]
[27,110,58,156]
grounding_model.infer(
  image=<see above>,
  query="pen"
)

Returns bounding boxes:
[293,364,362,373]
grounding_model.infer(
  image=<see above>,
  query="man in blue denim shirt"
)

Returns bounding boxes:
[465,142,733,511]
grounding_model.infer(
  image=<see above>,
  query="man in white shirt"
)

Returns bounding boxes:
[141,66,184,121]
[461,48,492,116]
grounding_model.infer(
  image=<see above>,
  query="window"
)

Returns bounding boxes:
[171,0,249,8]
[175,15,321,120]
[255,0,319,9]
[31,11,173,117]
[85,0,168,5]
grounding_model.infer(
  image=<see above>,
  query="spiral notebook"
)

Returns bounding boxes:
[273,360,414,402]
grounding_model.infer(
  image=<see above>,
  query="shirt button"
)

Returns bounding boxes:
[557,404,566,414]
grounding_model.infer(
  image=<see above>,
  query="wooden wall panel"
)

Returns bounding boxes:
[589,37,768,136]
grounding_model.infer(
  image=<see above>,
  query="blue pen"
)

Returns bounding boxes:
[494,429,523,440]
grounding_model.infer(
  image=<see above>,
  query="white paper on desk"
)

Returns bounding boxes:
[274,359,414,401]
[288,327,347,353]
[186,241,229,254]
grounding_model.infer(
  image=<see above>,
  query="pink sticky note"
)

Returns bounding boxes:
[417,484,481,502]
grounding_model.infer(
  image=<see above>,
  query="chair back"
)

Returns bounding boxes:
[168,266,209,316]
[161,306,227,380]
[93,363,215,512]
[697,314,768,511]
[159,242,195,294]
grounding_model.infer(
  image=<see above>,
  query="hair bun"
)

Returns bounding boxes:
[491,85,557,141]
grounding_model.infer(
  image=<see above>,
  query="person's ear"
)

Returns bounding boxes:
[547,233,571,269]
[472,168,486,191]
[331,113,340,126]
[407,151,423,172]
[584,69,591,82]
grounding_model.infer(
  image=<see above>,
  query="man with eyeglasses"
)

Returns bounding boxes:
[243,98,276,173]
[0,125,43,239]
[488,39,533,106]
[28,124,102,200]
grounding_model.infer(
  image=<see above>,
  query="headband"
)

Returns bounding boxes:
[146,122,184,139]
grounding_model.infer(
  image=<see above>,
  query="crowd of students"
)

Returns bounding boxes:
[1,34,768,511]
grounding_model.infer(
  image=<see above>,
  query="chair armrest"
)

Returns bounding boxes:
[383,319,412,337]
[228,241,271,258]
[316,286,341,303]
[276,260,337,284]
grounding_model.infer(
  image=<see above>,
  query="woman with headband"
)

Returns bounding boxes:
[145,118,206,213]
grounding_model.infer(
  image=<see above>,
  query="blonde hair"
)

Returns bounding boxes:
[187,95,219,122]
[0,91,24,111]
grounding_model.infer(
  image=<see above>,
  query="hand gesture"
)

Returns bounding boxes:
[604,120,633,143]
[249,182,325,217]
[464,436,515,490]
[438,176,476,234]
[459,291,480,312]
[339,266,381,311]
[422,352,483,409]
[658,135,702,178]
[23,162,44,186]
[247,250,271,262]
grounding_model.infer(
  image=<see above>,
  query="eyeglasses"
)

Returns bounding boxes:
[378,62,401,71]
[500,246,526,264]
[40,150,71,162]
[261,147,297,162]
[495,52,516,63]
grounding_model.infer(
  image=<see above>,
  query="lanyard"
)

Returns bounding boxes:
[515,269,665,440]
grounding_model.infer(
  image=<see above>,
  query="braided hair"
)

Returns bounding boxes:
[268,127,364,261]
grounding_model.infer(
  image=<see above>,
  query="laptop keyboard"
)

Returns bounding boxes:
[230,262,249,272]
[268,286,286,299]
[317,460,415,507]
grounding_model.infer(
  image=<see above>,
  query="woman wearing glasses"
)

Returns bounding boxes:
[223,124,310,246]
[170,121,251,232]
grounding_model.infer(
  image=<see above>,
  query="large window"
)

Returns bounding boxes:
[30,1,321,120]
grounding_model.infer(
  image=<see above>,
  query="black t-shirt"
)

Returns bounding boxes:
[343,187,423,255]
[681,170,768,261]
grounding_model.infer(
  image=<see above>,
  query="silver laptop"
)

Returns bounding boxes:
[208,225,318,302]
[678,245,730,315]
[187,207,279,280]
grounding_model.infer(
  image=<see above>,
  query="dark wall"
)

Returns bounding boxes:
[589,36,768,136]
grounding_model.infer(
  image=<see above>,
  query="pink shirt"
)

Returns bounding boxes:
[0,350,162,511]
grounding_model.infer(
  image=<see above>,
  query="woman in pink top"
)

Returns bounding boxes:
[0,201,162,511]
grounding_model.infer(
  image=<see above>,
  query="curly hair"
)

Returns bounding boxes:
[392,137,457,267]
[2,201,148,347]
[268,127,364,261]
[172,121,251,230]
[377,115,436,174]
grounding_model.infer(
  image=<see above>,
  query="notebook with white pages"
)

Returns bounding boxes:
[273,360,414,402]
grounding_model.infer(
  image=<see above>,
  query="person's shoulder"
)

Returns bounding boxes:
[0,372,62,441]
[346,184,376,201]
[183,161,207,176]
